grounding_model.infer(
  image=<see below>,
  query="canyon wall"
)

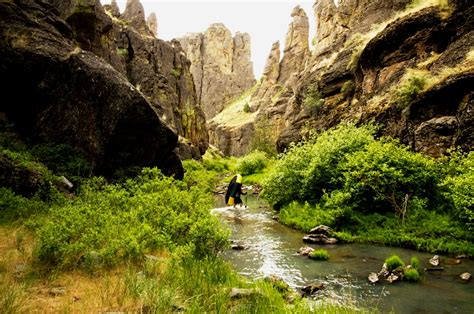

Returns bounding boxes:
[178,24,256,119]
[210,0,473,157]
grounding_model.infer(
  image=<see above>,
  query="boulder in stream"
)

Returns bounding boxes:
[303,234,338,245]
[460,272,471,281]
[429,255,440,266]
[368,272,379,283]
[231,244,245,250]
[298,246,315,256]
[308,225,333,236]
[300,283,325,297]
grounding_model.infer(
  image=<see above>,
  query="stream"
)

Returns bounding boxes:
[213,194,474,313]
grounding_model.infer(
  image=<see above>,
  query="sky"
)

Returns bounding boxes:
[100,0,316,79]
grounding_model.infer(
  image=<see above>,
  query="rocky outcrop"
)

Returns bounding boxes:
[147,12,158,37]
[103,0,120,18]
[209,0,473,157]
[278,5,309,84]
[0,0,210,178]
[262,41,281,85]
[101,0,208,157]
[122,0,149,34]
[178,24,256,119]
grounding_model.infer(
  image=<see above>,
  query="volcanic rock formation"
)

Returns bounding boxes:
[0,0,209,179]
[178,24,256,119]
[209,0,474,157]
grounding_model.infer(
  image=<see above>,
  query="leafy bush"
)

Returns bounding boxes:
[0,188,50,223]
[385,255,405,271]
[262,124,374,207]
[237,151,268,176]
[279,197,349,232]
[304,85,325,116]
[404,268,420,282]
[36,168,229,269]
[441,151,474,229]
[262,124,474,256]
[395,75,426,109]
[309,249,330,261]
[341,139,441,214]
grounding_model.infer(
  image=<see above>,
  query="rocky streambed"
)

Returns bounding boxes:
[213,194,474,313]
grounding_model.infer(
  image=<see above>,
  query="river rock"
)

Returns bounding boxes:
[460,272,471,281]
[231,243,245,250]
[59,176,74,191]
[303,234,338,245]
[378,263,390,277]
[308,225,333,236]
[429,255,440,266]
[298,247,315,256]
[386,274,400,284]
[300,283,324,297]
[368,272,379,283]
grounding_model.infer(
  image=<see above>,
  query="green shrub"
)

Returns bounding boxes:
[341,139,441,214]
[243,102,251,113]
[309,249,330,261]
[237,151,268,176]
[385,255,405,271]
[36,168,229,269]
[404,268,420,282]
[441,151,474,230]
[0,188,50,223]
[395,75,426,109]
[279,197,349,232]
[409,257,420,270]
[304,85,325,116]
[262,124,374,207]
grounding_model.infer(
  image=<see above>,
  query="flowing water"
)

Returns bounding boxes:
[213,194,474,313]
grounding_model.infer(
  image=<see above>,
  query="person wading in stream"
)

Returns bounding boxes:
[225,174,247,208]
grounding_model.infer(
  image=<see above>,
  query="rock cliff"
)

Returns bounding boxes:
[0,0,209,178]
[178,24,256,119]
[210,0,473,157]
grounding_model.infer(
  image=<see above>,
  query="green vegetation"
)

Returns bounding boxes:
[410,256,420,269]
[395,74,426,109]
[35,168,228,269]
[262,124,474,256]
[404,268,421,282]
[171,67,182,79]
[237,150,269,176]
[243,102,251,113]
[309,249,330,261]
[0,136,318,312]
[303,85,325,116]
[249,117,278,157]
[210,84,259,128]
[385,255,405,271]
